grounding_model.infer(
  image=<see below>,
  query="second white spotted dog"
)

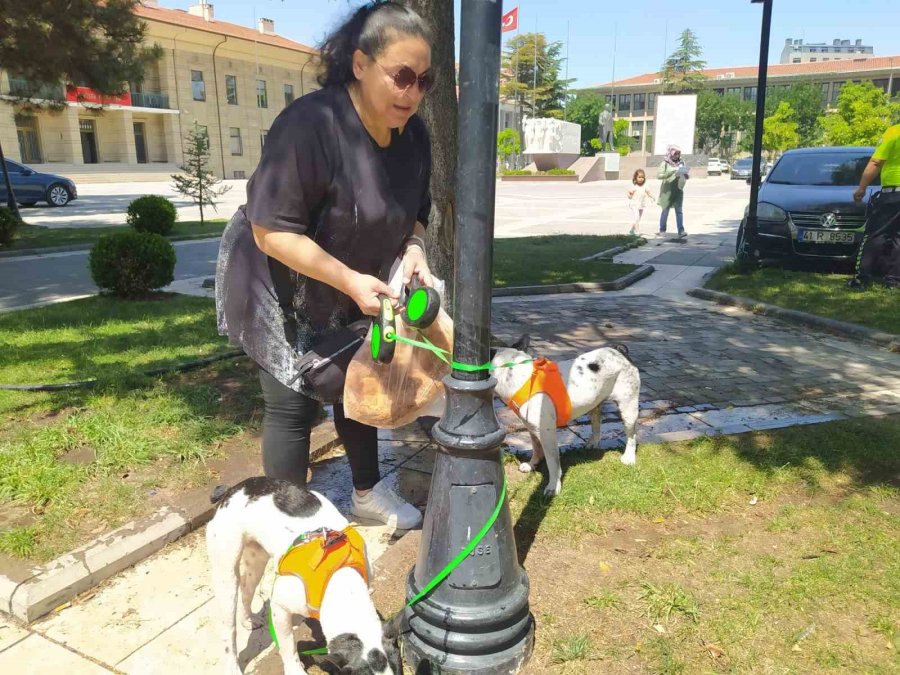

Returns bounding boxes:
[492,336,641,496]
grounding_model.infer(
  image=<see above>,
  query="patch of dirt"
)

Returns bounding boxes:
[59,444,96,465]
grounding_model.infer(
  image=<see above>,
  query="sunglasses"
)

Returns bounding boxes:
[373,61,435,94]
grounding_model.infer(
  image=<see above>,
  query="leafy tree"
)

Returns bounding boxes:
[497,129,521,170]
[565,91,603,155]
[0,0,161,216]
[696,90,755,160]
[765,82,825,146]
[171,123,231,225]
[762,101,800,160]
[661,29,707,94]
[822,81,900,146]
[501,33,574,118]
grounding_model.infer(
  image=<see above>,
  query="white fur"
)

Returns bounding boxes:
[206,483,393,675]
[492,345,641,496]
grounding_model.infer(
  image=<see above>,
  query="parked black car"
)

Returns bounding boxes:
[736,146,877,263]
[0,160,78,207]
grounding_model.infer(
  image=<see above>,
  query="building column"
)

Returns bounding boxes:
[59,109,84,165]
[119,110,137,165]
[0,105,20,162]
[162,113,182,166]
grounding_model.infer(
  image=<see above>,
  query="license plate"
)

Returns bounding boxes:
[797,229,855,244]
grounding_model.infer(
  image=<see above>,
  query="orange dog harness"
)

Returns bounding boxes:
[508,357,572,428]
[275,527,369,620]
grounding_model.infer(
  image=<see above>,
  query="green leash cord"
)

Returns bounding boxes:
[268,476,508,655]
[384,330,532,373]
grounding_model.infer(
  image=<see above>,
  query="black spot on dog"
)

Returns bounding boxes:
[588,362,600,373]
[211,477,321,517]
[576,365,584,375]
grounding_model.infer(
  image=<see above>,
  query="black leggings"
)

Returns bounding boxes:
[257,368,380,491]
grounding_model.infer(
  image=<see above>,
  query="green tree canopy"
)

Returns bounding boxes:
[822,81,900,146]
[763,101,801,160]
[765,83,825,146]
[565,91,603,155]
[661,29,707,94]
[696,90,755,160]
[501,33,574,118]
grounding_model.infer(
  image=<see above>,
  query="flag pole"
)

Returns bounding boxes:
[532,17,537,115]
[564,20,570,120]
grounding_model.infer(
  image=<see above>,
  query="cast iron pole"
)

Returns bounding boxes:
[403,0,534,672]
[739,0,773,263]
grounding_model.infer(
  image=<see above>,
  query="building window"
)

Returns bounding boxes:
[618,94,631,114]
[633,93,645,114]
[820,82,830,104]
[260,130,269,149]
[743,87,757,102]
[256,79,268,108]
[225,75,238,105]
[191,70,205,101]
[229,127,242,156]
[831,81,844,103]
[283,83,294,107]
[15,114,42,164]
[873,79,889,93]
[793,58,801,63]
[810,58,817,63]
[647,93,657,112]
[726,87,741,97]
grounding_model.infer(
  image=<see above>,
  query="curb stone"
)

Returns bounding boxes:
[579,237,648,262]
[492,264,654,297]
[688,287,900,352]
[0,422,341,623]
[0,234,223,259]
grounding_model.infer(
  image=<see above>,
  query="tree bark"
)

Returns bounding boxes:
[405,0,457,307]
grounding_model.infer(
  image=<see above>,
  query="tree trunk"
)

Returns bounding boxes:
[0,139,21,219]
[405,0,457,307]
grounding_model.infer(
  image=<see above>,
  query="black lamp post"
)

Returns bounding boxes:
[402,0,534,672]
[738,0,773,265]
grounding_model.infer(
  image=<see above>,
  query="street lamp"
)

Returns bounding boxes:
[738,0,773,265]
[402,0,534,673]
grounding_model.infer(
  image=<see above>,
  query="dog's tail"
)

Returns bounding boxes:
[210,484,230,505]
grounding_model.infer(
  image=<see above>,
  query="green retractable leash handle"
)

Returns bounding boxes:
[371,294,397,364]
[401,277,440,329]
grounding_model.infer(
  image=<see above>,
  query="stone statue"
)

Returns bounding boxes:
[522,115,534,153]
[598,104,613,152]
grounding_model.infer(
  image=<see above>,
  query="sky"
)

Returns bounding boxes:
[174,0,900,88]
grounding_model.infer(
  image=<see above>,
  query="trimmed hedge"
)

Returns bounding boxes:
[89,230,176,297]
[126,195,177,236]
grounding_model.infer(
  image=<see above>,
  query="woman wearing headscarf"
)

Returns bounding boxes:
[657,144,689,239]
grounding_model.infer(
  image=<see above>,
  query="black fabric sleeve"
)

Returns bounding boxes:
[415,120,433,226]
[245,103,331,235]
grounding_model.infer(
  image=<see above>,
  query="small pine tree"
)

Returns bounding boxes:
[171,122,231,225]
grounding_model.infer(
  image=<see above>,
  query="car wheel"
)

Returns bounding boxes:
[735,221,746,257]
[46,183,71,207]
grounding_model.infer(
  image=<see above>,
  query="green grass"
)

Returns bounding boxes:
[0,295,230,387]
[493,235,641,288]
[509,415,900,674]
[0,295,257,561]
[551,633,591,664]
[8,219,227,251]
[706,265,900,335]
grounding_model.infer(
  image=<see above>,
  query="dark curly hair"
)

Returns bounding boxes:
[317,1,433,88]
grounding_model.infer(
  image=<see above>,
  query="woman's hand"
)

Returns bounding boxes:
[402,244,433,287]
[346,272,397,316]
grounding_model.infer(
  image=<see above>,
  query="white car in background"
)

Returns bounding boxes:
[707,158,727,175]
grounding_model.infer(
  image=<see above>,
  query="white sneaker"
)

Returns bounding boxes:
[351,480,423,530]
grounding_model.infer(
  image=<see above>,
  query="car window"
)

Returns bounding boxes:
[766,153,877,186]
[4,160,24,174]
[734,160,752,168]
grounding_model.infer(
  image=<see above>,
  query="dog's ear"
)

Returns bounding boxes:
[511,334,531,353]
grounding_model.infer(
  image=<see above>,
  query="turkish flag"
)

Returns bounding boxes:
[502,7,518,32]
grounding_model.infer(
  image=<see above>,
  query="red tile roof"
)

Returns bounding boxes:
[135,3,318,55]
[592,55,900,88]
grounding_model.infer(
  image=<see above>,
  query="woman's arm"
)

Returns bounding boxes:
[401,221,433,286]
[251,224,394,315]
[657,163,677,183]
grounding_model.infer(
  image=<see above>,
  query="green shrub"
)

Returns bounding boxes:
[501,169,533,176]
[0,206,21,248]
[126,195,177,236]
[545,169,576,175]
[89,231,176,298]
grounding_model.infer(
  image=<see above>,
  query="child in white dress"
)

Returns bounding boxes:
[626,169,655,236]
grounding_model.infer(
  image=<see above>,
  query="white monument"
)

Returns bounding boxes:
[522,116,581,171]
[652,94,697,156]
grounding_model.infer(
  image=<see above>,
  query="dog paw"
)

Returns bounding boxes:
[240,613,265,631]
[518,462,533,474]
[543,482,561,497]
